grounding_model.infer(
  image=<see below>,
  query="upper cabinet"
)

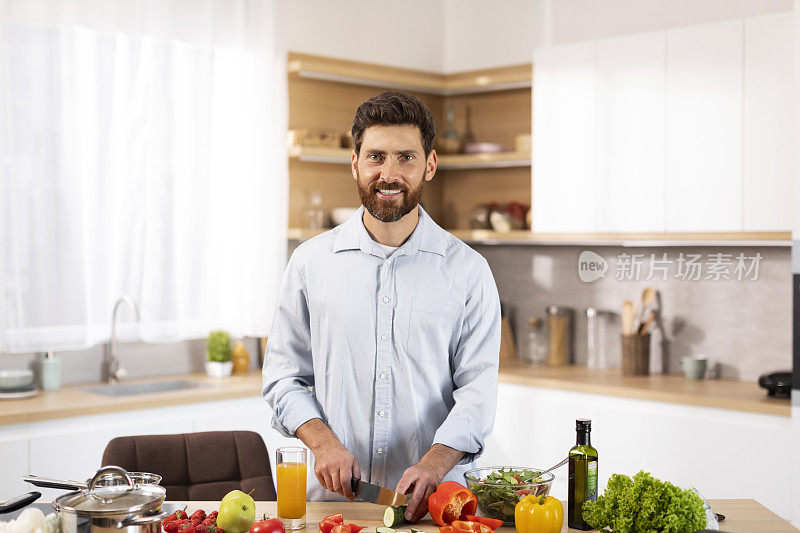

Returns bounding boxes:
[665,20,743,232]
[532,13,795,235]
[743,12,795,232]
[532,42,598,233]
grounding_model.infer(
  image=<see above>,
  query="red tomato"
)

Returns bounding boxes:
[349,525,364,533]
[465,516,503,530]
[250,518,286,533]
[330,525,352,533]
[322,514,344,525]
[319,521,337,533]
[439,527,454,533]
[451,520,493,533]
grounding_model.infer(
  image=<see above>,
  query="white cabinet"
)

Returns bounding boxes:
[665,19,743,232]
[596,31,667,233]
[532,14,794,234]
[532,42,598,233]
[743,12,795,231]
[482,383,795,521]
[0,429,29,499]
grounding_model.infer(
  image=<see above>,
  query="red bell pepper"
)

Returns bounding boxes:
[465,515,503,530]
[428,481,478,526]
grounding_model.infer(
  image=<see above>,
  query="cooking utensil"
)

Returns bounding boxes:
[622,300,636,335]
[0,492,41,514]
[638,311,655,335]
[350,478,407,506]
[540,457,569,475]
[24,472,162,492]
[53,466,169,533]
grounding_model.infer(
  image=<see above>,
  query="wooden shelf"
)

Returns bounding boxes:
[289,227,792,247]
[288,52,532,95]
[288,146,531,170]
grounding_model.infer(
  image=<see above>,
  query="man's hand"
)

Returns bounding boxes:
[296,418,361,501]
[395,444,465,522]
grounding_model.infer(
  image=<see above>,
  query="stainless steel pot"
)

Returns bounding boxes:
[53,466,170,533]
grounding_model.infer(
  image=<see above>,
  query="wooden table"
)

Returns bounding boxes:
[183,500,799,533]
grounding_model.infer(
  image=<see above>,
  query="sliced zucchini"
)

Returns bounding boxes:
[410,528,424,533]
[377,527,397,533]
[383,505,407,527]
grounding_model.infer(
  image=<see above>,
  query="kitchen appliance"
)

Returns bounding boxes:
[350,478,407,506]
[758,371,792,398]
[52,466,169,533]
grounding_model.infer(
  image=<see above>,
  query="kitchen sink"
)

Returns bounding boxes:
[81,379,209,397]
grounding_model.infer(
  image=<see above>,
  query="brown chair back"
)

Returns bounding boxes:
[102,431,277,501]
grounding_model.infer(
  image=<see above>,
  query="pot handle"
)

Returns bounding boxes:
[121,510,172,526]
[23,475,88,491]
[88,466,134,492]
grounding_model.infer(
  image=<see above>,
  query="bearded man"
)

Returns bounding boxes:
[263,91,501,522]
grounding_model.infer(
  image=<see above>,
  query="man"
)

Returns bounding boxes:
[263,91,500,522]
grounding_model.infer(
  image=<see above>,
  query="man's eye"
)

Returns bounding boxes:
[368,154,381,161]
[400,155,413,162]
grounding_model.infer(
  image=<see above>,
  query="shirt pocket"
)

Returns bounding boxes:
[406,297,460,363]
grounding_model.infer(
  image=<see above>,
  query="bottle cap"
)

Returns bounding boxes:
[576,418,591,431]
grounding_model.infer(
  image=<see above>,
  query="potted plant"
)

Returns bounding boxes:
[205,330,233,377]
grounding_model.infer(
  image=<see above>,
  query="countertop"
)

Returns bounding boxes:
[183,500,799,533]
[498,360,791,417]
[0,360,791,427]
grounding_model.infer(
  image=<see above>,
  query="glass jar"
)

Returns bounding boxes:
[525,317,548,365]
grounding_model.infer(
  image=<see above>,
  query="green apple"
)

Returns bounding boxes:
[217,490,256,533]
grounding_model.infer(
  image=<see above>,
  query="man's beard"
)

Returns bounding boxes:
[356,169,425,223]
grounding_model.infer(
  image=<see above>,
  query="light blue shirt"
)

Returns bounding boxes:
[263,206,500,500]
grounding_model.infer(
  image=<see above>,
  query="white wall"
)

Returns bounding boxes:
[442,0,543,72]
[285,0,444,72]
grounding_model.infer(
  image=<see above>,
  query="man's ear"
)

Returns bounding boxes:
[425,150,438,182]
[351,150,358,181]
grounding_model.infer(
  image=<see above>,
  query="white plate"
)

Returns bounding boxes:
[0,388,39,400]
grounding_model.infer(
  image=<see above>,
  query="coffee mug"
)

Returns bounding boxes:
[680,355,708,380]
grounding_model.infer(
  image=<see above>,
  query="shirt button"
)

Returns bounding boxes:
[379,373,387,380]
[380,334,388,341]
[378,410,386,417]
[377,448,384,454]
[382,296,390,303]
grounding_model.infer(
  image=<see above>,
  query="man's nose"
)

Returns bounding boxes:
[379,158,401,182]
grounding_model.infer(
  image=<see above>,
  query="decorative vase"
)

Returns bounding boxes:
[205,361,233,378]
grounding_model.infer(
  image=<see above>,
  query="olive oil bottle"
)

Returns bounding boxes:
[568,418,598,530]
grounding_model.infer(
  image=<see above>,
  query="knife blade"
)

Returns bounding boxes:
[350,478,407,506]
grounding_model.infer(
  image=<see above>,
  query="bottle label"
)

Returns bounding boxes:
[587,461,598,501]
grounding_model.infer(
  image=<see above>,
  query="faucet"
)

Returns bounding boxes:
[105,295,140,384]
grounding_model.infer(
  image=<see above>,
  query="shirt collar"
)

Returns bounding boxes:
[333,205,447,257]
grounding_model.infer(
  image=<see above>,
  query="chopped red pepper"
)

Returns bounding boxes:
[428,481,478,526]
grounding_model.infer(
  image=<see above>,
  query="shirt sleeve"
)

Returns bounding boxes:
[433,257,501,464]
[262,251,324,437]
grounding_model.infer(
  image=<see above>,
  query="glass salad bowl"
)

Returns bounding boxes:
[464,466,554,524]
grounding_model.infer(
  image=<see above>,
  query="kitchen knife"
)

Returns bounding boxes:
[350,478,407,506]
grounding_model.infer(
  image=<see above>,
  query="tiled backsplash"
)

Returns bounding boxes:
[3,243,789,386]
[473,244,792,382]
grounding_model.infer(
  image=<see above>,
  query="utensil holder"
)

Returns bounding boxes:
[621,333,650,376]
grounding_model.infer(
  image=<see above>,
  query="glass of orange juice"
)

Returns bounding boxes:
[276,446,307,529]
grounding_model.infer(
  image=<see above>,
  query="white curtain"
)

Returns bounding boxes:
[0,0,288,352]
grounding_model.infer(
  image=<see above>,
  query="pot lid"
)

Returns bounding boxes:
[55,485,165,515]
[53,466,165,516]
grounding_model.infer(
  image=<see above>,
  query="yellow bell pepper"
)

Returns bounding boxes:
[514,494,564,533]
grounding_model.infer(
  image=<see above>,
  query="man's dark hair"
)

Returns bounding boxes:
[351,91,435,158]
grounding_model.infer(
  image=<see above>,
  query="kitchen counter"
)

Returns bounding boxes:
[183,500,798,533]
[0,360,791,427]
[498,360,791,417]
[0,371,263,426]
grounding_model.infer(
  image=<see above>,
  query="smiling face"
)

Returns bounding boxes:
[352,124,436,223]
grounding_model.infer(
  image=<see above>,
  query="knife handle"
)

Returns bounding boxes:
[351,477,360,494]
